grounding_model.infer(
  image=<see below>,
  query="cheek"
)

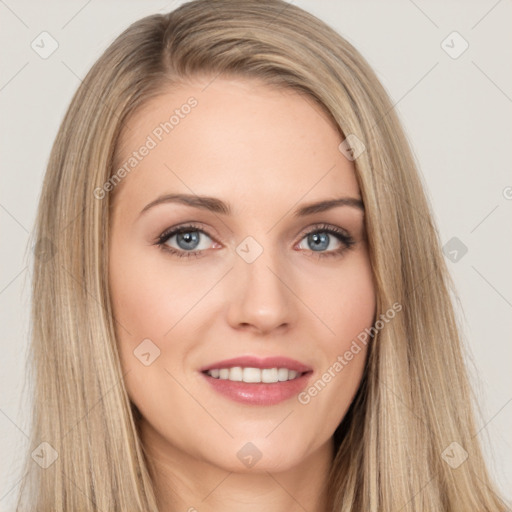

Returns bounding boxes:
[329,253,375,376]
[332,260,376,342]
[300,249,376,346]
[108,242,193,411]
[108,241,198,343]
[296,251,375,421]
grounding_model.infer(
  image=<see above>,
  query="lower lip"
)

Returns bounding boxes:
[200,371,312,406]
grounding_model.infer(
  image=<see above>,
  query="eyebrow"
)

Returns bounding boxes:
[139,193,364,217]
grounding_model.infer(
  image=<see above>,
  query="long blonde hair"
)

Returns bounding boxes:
[18,0,507,510]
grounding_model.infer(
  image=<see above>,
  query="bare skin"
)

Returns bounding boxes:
[108,76,376,512]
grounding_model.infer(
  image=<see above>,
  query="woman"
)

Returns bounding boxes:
[18,0,507,510]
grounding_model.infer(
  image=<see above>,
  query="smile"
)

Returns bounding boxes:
[199,356,313,406]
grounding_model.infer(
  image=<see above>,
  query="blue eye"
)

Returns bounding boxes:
[155,223,355,259]
[297,224,355,258]
[301,231,337,252]
[156,223,213,258]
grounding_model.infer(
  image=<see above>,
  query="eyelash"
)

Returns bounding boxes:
[154,222,355,259]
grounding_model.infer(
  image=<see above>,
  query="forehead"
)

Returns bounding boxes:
[113,77,360,213]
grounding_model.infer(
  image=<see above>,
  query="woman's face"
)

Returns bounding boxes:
[109,77,376,474]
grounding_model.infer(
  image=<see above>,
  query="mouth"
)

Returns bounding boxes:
[199,356,313,406]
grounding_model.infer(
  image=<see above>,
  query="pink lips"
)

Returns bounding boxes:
[199,355,313,406]
[199,356,312,373]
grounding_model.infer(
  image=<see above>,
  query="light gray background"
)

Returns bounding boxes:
[1,0,511,509]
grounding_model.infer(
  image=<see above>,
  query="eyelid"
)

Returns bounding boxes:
[155,222,217,244]
[297,222,352,240]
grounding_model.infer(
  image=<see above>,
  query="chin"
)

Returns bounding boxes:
[205,437,313,474]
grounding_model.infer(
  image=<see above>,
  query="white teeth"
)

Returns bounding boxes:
[206,367,303,383]
[261,368,278,383]
[229,366,243,381]
[243,367,261,383]
[278,368,289,381]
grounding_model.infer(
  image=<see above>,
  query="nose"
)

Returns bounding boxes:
[225,244,296,335]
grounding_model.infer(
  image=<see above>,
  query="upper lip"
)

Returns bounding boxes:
[200,356,313,373]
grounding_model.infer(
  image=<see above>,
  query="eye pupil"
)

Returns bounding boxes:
[308,232,329,251]
[177,231,200,250]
